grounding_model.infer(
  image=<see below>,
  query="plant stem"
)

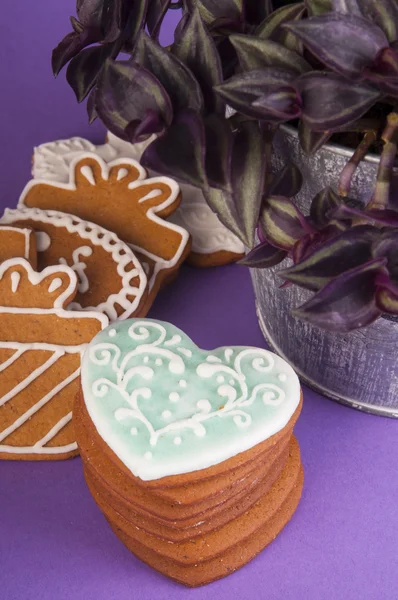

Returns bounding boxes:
[367,113,398,210]
[382,112,398,144]
[338,130,377,197]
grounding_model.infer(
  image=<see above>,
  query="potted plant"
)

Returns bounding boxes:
[54,0,398,416]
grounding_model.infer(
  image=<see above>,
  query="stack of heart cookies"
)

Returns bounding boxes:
[76,318,304,586]
[0,150,191,460]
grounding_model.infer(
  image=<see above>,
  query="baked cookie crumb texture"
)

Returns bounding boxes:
[78,318,304,586]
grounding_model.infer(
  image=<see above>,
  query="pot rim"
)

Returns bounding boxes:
[280,123,382,165]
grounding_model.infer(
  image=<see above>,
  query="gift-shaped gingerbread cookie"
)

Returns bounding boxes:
[0,258,108,460]
[1,207,148,322]
[19,155,191,310]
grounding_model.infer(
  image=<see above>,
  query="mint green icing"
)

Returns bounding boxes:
[81,319,301,481]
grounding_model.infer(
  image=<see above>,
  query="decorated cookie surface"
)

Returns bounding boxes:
[1,207,148,321]
[81,319,301,481]
[0,258,108,459]
[21,154,190,297]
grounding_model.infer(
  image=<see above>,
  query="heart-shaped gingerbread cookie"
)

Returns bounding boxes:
[81,319,301,481]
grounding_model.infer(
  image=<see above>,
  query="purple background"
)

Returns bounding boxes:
[1,2,397,599]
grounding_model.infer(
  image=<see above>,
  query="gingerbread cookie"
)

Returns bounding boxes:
[0,258,108,460]
[0,225,37,267]
[21,154,191,309]
[1,207,148,322]
[104,132,246,267]
[31,135,245,267]
[77,318,303,585]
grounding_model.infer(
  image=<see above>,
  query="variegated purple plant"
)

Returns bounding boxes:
[54,0,398,332]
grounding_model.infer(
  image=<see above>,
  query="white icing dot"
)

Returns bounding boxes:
[169,392,180,403]
[217,375,225,384]
[155,358,163,366]
[143,356,149,364]
[197,399,211,413]
[108,329,117,338]
[194,428,206,438]
[224,348,234,362]
[179,379,187,388]
[162,410,172,420]
[174,436,182,446]
[131,427,138,435]
[229,379,235,386]
[35,231,51,252]
[278,373,288,382]
[144,451,152,460]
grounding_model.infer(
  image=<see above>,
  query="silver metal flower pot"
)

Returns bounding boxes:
[251,125,398,418]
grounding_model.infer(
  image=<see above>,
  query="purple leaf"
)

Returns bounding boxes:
[267,163,303,198]
[245,0,273,27]
[119,0,149,52]
[52,29,99,76]
[172,8,224,114]
[364,47,398,96]
[305,0,333,16]
[232,120,268,248]
[375,287,398,314]
[230,35,311,74]
[70,16,84,34]
[298,121,332,155]
[141,109,208,188]
[100,0,123,43]
[183,0,243,25]
[331,204,398,227]
[76,0,104,28]
[204,120,267,248]
[204,187,247,245]
[297,72,380,131]
[332,0,362,15]
[134,32,204,113]
[291,224,347,264]
[86,88,98,123]
[310,187,343,228]
[280,225,379,291]
[357,0,398,43]
[95,59,172,140]
[125,109,164,141]
[260,195,315,250]
[215,69,302,122]
[66,43,116,102]
[292,259,386,332]
[204,114,233,192]
[283,13,388,79]
[255,3,306,40]
[372,230,398,283]
[147,0,172,39]
[238,242,287,267]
